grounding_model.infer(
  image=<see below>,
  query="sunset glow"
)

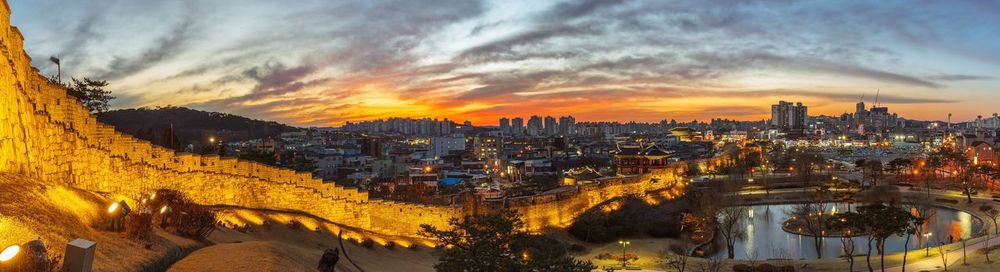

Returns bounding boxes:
[11,1,1000,126]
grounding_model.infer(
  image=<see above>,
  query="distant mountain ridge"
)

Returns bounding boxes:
[97,106,299,150]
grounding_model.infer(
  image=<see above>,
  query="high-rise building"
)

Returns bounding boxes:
[770,101,808,132]
[544,116,557,136]
[499,117,510,135]
[511,117,524,136]
[558,116,576,135]
[527,115,543,136]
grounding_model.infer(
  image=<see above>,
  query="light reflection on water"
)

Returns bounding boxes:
[711,203,983,260]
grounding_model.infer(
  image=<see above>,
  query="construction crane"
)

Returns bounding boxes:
[873,89,880,107]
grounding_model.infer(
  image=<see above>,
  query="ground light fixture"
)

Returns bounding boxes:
[107,202,119,214]
[0,245,19,262]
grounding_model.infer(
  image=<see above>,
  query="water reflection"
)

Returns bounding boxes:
[712,203,983,260]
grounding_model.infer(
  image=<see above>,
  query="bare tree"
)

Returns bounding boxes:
[769,246,793,268]
[697,257,724,272]
[787,202,826,258]
[744,250,760,271]
[840,236,856,272]
[787,187,833,259]
[986,208,1000,263]
[717,206,747,259]
[938,240,949,271]
[914,203,938,257]
[666,253,689,272]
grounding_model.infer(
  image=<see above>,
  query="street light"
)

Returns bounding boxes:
[923,232,933,256]
[618,240,630,268]
[0,245,19,262]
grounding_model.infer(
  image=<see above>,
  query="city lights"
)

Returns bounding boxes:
[3,1,1000,269]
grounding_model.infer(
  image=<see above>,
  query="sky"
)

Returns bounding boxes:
[9,0,1000,127]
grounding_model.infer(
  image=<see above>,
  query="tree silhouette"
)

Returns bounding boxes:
[64,77,114,113]
[420,210,593,272]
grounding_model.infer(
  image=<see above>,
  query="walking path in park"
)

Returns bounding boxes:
[881,234,999,272]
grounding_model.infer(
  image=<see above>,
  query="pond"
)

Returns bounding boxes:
[709,203,984,260]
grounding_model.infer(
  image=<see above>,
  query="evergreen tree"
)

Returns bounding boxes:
[420,210,593,272]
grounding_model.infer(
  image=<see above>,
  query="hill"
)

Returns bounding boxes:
[0,173,203,271]
[96,107,300,150]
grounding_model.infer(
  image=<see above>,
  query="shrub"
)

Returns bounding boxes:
[361,238,375,249]
[384,241,396,250]
[174,205,216,240]
[408,243,420,251]
[569,244,587,253]
[8,243,63,272]
[125,213,154,241]
[287,220,302,230]
[148,189,217,240]
[732,264,753,272]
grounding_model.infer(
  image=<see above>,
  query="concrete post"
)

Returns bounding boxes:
[62,238,96,272]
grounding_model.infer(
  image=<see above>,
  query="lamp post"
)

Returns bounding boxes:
[618,240,630,268]
[923,232,933,257]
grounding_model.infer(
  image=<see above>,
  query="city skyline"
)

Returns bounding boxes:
[11,1,1000,126]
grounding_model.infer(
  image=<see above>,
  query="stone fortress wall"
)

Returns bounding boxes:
[0,1,696,240]
[495,164,690,231]
[0,2,456,239]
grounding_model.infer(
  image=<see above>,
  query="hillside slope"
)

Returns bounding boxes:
[96,106,299,149]
[0,173,202,271]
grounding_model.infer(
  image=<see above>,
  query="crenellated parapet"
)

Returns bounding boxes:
[0,3,457,238]
[1,1,698,240]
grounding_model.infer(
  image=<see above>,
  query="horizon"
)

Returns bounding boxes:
[11,1,1000,126]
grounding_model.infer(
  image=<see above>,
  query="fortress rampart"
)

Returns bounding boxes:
[0,1,696,240]
[0,4,456,238]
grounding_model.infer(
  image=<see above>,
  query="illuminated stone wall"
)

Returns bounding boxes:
[0,2,456,238]
[491,165,690,231]
[0,1,695,240]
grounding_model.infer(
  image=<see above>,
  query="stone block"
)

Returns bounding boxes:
[62,238,96,272]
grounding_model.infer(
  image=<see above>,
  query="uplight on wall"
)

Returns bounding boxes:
[0,245,19,262]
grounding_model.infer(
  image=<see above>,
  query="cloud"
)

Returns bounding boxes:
[12,0,999,126]
[689,51,942,88]
[49,8,101,73]
[93,19,195,80]
[726,89,957,104]
[459,24,600,60]
[926,74,993,81]
[544,0,628,21]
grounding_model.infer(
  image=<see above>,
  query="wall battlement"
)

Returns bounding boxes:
[0,4,456,238]
[0,1,693,240]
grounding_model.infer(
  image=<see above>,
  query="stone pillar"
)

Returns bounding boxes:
[62,238,96,272]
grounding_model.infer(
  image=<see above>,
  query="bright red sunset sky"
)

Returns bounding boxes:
[11,0,1000,126]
